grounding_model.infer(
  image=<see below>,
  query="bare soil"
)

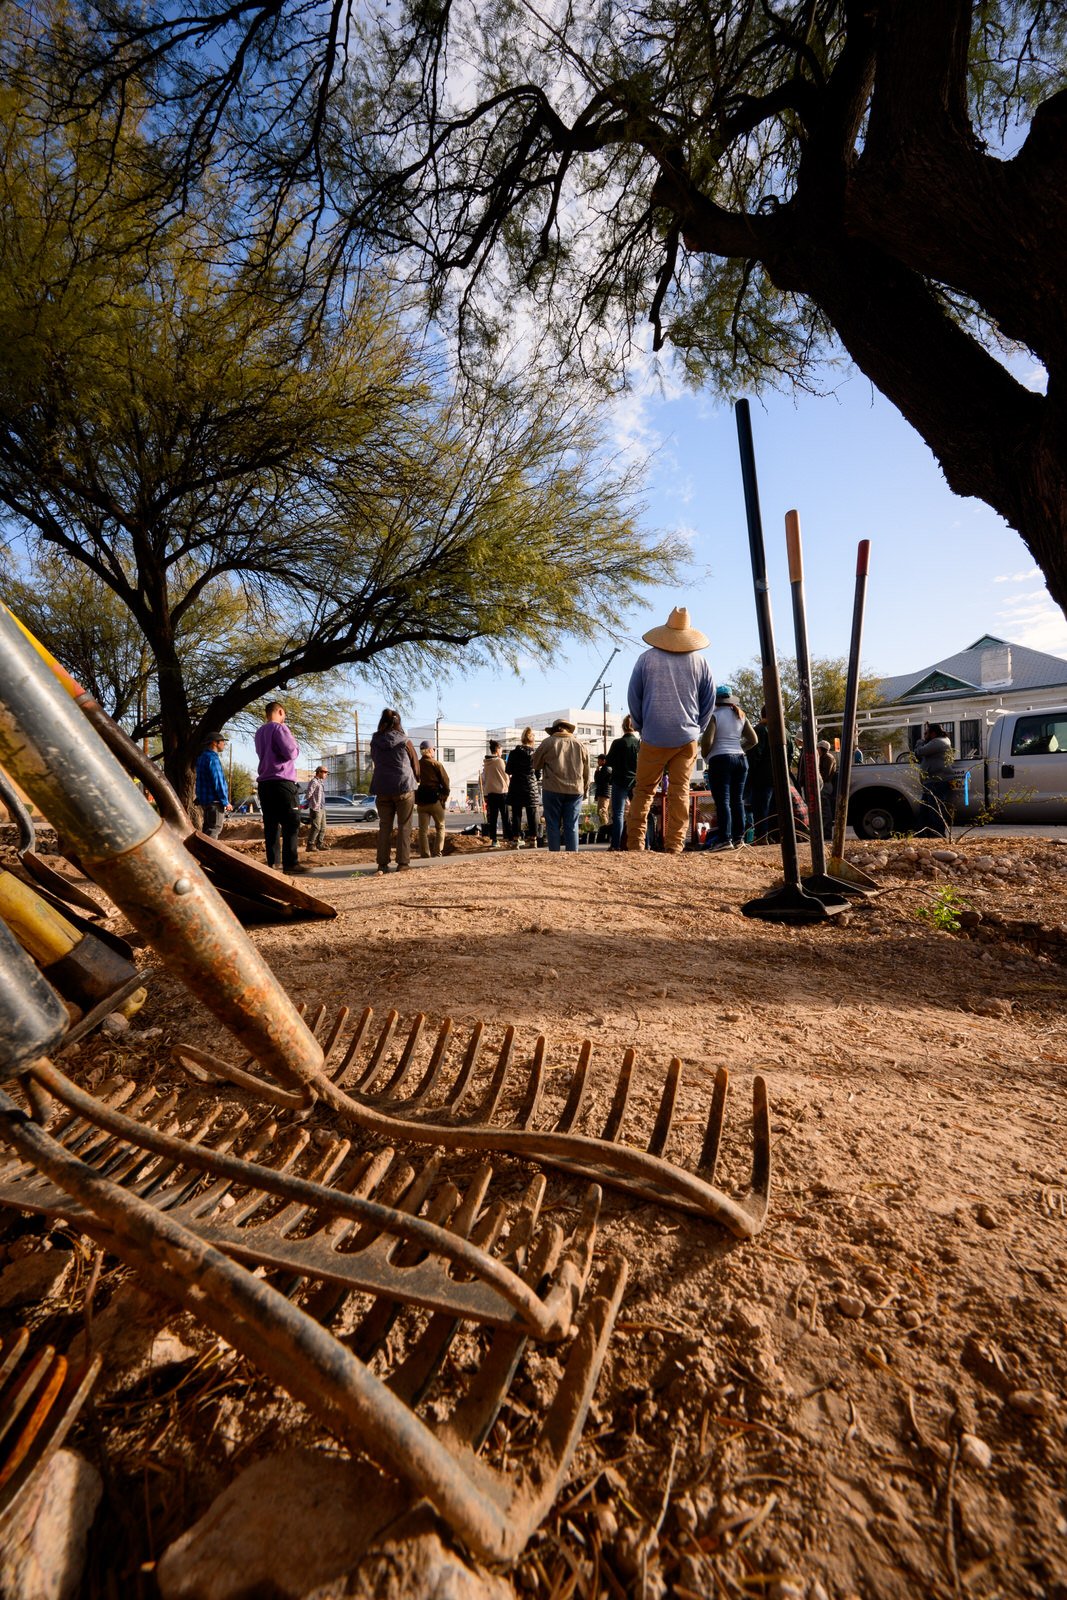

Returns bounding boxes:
[2,830,1065,1600]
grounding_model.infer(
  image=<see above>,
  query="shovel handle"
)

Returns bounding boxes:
[785,510,803,583]
[1,605,86,700]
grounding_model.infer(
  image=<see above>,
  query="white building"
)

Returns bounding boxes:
[323,706,628,802]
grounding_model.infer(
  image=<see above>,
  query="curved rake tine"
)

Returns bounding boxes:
[505,1175,546,1267]
[443,1021,484,1111]
[698,1068,730,1178]
[372,1015,425,1100]
[647,1059,682,1158]
[174,1045,310,1110]
[332,1007,373,1084]
[403,1018,454,1108]
[600,1049,634,1143]
[351,1011,399,1092]
[349,1164,460,1362]
[556,1041,592,1134]
[466,1027,516,1124]
[314,1006,350,1072]
[514,1038,547,1130]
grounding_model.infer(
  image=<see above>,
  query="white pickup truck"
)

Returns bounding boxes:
[822,703,1067,840]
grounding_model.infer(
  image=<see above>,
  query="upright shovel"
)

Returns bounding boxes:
[827,542,880,893]
[734,402,841,924]
[785,511,852,907]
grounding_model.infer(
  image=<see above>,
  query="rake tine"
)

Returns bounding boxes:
[443,1021,485,1110]
[440,1223,564,1454]
[600,1049,634,1143]
[384,1174,514,1413]
[698,1068,730,1178]
[331,1006,373,1084]
[466,1027,516,1124]
[0,1330,30,1389]
[317,1006,351,1072]
[513,1038,547,1130]
[404,1018,454,1108]
[504,1176,546,1268]
[555,1041,592,1134]
[350,1011,398,1091]
[173,1045,309,1110]
[373,1015,425,1099]
[267,1139,355,1238]
[305,1003,328,1041]
[647,1059,682,1158]
[348,1165,459,1362]
[0,1349,65,1468]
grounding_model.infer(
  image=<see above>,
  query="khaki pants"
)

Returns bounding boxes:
[417,800,446,857]
[376,793,414,869]
[596,795,611,826]
[626,740,698,854]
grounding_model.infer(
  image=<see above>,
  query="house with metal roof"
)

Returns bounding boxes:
[873,634,1067,758]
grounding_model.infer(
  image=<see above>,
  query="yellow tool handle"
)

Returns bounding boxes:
[0,603,86,700]
[0,870,80,965]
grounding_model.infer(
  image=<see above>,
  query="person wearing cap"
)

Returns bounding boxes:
[415,741,451,857]
[532,719,589,851]
[195,730,232,839]
[626,607,715,853]
[700,686,757,850]
[304,765,329,852]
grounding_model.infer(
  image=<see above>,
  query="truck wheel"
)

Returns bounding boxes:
[854,799,902,840]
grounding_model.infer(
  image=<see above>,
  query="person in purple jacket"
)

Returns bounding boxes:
[254,701,308,874]
[625,606,715,854]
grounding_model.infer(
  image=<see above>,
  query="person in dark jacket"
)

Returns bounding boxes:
[915,723,955,839]
[195,731,232,838]
[506,727,540,844]
[747,705,797,845]
[604,716,640,851]
[369,709,420,872]
[415,741,451,858]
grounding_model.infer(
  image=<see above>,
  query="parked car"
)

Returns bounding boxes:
[299,791,378,825]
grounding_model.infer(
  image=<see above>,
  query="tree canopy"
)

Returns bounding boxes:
[0,53,680,798]
[729,655,885,755]
[36,0,1067,617]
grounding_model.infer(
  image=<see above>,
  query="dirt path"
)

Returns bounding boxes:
[2,832,1065,1598]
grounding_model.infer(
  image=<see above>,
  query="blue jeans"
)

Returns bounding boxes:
[609,782,630,849]
[543,790,581,851]
[708,753,748,845]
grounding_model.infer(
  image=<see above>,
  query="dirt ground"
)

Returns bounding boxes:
[1,828,1065,1600]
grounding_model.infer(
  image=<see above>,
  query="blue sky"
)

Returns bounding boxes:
[391,363,1066,733]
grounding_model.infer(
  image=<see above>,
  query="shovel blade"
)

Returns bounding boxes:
[741,882,842,922]
[826,854,881,894]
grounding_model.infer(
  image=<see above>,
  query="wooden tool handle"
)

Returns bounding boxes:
[785,510,803,583]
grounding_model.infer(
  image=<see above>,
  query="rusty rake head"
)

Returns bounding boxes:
[0,1327,100,1537]
[0,1072,626,1565]
[0,1062,597,1341]
[181,1002,772,1237]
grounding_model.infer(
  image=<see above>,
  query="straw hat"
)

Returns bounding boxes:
[549,718,576,734]
[642,606,709,653]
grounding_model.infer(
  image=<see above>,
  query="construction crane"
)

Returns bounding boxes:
[580,648,619,710]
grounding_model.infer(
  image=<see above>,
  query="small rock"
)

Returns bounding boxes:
[931,849,958,862]
[101,1011,130,1036]
[0,1448,102,1600]
[975,1204,998,1230]
[900,1308,923,1330]
[836,1293,865,1320]
[1007,1388,1057,1420]
[593,1503,619,1542]
[959,1433,993,1470]
[867,1309,887,1328]
[970,997,1012,1018]
[971,856,996,870]
[721,1010,742,1022]
[0,1249,73,1309]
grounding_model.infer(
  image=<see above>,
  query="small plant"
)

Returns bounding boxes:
[916,886,967,932]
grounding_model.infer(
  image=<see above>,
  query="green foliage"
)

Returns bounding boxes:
[727,656,884,750]
[228,764,256,807]
[0,30,679,796]
[916,887,967,933]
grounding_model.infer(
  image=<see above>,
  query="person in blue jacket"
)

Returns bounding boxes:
[195,731,232,837]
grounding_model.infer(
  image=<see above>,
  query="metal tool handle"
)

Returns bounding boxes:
[831,540,871,861]
[0,920,69,1080]
[785,510,827,875]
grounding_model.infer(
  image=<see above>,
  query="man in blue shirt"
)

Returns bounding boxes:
[626,607,715,853]
[195,731,232,838]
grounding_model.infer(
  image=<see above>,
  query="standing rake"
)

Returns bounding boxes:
[179,1003,772,1238]
[0,1066,627,1565]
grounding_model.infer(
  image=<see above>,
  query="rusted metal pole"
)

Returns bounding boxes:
[828,542,879,891]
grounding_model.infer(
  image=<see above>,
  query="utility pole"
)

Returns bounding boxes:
[601,683,611,752]
[353,708,361,791]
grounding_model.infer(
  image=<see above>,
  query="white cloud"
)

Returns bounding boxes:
[993,566,1042,584]
[996,586,1067,656]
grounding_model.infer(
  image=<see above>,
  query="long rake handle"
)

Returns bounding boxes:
[831,540,871,862]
